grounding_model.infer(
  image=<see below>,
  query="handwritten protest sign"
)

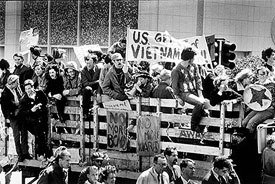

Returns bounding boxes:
[103,100,132,111]
[19,28,39,53]
[180,35,211,65]
[126,28,190,64]
[73,45,102,68]
[107,111,128,151]
[136,116,160,156]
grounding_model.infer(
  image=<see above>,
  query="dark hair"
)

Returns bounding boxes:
[88,50,103,61]
[138,61,150,72]
[262,47,275,62]
[52,48,64,59]
[100,165,117,182]
[119,37,126,44]
[164,147,177,157]
[48,65,60,75]
[153,154,166,163]
[0,58,10,70]
[181,48,196,61]
[180,159,195,169]
[30,46,42,57]
[104,54,113,65]
[13,53,24,60]
[45,53,54,62]
[213,156,232,170]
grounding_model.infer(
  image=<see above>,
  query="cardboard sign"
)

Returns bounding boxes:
[103,100,132,111]
[136,116,160,156]
[19,28,39,53]
[107,111,128,151]
[126,28,190,64]
[73,45,102,68]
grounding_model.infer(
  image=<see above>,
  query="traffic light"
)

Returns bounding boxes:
[213,39,223,67]
[221,41,236,69]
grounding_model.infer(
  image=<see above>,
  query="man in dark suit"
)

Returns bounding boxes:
[163,147,181,184]
[81,51,101,119]
[13,53,34,91]
[1,75,30,162]
[202,156,240,184]
[175,159,197,184]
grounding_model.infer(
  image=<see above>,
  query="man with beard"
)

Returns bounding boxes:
[175,159,197,184]
[102,53,130,101]
[163,147,181,184]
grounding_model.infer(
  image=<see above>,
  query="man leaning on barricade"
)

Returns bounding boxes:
[81,51,101,120]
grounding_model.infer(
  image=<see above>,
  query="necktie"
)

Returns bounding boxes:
[158,173,163,184]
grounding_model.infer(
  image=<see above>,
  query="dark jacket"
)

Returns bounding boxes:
[1,86,21,119]
[18,90,48,125]
[13,64,33,89]
[102,66,131,100]
[80,65,101,94]
[45,76,64,96]
[0,70,11,89]
[202,72,215,100]
[63,71,81,96]
[152,82,175,99]
[209,88,241,106]
[37,162,66,184]
[202,170,240,184]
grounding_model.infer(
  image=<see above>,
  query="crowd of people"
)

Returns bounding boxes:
[0,37,275,183]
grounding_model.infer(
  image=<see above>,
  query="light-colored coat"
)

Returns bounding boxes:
[136,167,169,184]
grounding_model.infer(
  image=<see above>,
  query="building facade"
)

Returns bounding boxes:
[1,0,275,67]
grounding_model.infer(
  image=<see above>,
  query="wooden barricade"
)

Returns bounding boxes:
[91,97,244,181]
[49,96,85,163]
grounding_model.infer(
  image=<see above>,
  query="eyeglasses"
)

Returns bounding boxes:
[258,73,266,76]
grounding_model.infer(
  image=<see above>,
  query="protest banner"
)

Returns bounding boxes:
[136,116,160,156]
[126,28,190,64]
[103,100,132,111]
[180,35,212,65]
[19,28,39,53]
[107,111,128,151]
[73,44,102,68]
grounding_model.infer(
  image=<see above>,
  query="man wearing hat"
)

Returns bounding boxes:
[1,75,30,162]
[102,53,130,101]
[127,70,153,98]
[63,61,81,97]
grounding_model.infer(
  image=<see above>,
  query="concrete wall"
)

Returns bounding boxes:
[138,0,275,56]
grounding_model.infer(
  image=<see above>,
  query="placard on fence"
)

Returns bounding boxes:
[137,116,161,156]
[107,111,128,151]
